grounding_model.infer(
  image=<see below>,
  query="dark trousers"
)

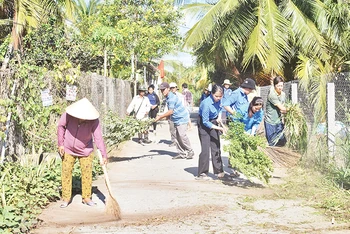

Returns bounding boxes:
[149,107,159,130]
[264,120,286,146]
[197,118,223,175]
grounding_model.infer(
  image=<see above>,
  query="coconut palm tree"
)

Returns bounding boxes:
[183,0,350,121]
[183,0,331,78]
[73,0,102,37]
[74,0,101,20]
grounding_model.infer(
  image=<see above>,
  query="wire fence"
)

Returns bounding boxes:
[259,72,350,128]
[0,72,133,158]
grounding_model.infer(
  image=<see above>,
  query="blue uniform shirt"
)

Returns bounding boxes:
[223,87,232,98]
[147,93,157,105]
[199,95,222,129]
[166,92,189,125]
[233,102,264,134]
[222,87,249,119]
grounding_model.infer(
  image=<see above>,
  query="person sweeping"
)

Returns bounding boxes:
[57,98,108,208]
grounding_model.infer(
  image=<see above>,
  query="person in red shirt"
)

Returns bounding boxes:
[57,98,108,208]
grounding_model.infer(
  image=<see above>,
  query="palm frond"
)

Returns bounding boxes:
[283,0,329,61]
[184,0,242,49]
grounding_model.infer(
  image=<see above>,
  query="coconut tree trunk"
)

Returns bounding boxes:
[1,11,21,76]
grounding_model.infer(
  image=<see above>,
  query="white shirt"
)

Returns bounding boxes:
[127,95,151,120]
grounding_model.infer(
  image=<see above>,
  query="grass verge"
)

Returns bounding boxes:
[269,167,350,222]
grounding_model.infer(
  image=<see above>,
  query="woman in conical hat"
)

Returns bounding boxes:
[57,98,108,208]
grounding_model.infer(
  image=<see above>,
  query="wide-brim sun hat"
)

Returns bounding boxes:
[138,85,147,91]
[169,82,177,88]
[222,79,232,85]
[240,78,256,90]
[66,98,100,120]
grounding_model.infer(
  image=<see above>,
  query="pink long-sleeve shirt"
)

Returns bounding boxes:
[57,112,107,158]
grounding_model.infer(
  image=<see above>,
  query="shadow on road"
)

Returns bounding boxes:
[92,186,106,204]
[108,150,178,163]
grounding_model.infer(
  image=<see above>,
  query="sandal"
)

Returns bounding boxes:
[82,199,96,207]
[60,201,69,208]
[229,171,240,178]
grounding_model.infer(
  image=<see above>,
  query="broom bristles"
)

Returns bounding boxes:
[96,149,122,220]
[105,191,121,220]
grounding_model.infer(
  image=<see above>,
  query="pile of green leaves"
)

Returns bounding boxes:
[284,103,308,153]
[223,121,273,184]
[104,112,154,149]
[0,155,103,233]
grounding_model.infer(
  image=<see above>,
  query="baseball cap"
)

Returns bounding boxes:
[240,78,256,90]
[159,82,170,90]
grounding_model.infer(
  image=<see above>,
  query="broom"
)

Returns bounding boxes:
[96,149,121,220]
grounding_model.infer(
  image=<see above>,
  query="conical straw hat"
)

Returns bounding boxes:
[66,98,99,120]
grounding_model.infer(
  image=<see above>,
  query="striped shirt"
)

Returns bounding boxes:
[166,92,189,125]
[199,95,222,129]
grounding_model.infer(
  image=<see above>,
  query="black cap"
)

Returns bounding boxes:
[240,78,256,90]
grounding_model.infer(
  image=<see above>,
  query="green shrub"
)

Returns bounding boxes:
[0,154,103,233]
[0,158,61,233]
[223,121,273,184]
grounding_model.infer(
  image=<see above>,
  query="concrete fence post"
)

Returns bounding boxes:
[291,83,298,104]
[327,83,335,162]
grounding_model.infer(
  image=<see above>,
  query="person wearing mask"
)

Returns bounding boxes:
[147,84,160,137]
[233,96,264,135]
[155,82,194,159]
[126,85,152,144]
[264,76,287,146]
[196,85,226,180]
[57,98,108,208]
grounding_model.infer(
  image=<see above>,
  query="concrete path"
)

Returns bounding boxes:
[34,111,341,233]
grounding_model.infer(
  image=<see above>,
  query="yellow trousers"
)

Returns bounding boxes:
[61,153,93,201]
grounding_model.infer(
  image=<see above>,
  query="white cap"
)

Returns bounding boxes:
[169,82,177,88]
[66,98,100,120]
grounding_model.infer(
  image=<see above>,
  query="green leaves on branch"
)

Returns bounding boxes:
[223,121,273,184]
[104,112,154,149]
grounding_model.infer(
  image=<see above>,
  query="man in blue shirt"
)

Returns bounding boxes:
[222,78,256,121]
[155,82,194,159]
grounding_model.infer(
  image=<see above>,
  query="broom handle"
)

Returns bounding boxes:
[96,149,113,193]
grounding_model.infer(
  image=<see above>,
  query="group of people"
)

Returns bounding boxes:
[56,76,288,207]
[126,82,193,145]
[196,76,288,180]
